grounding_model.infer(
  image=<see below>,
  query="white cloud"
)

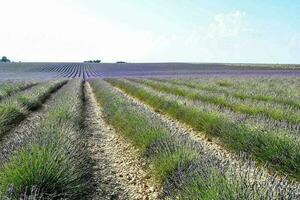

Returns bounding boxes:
[149,10,249,62]
[208,10,246,38]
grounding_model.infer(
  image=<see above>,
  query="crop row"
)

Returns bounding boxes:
[0,80,89,199]
[130,79,300,135]
[133,79,300,125]
[90,79,300,199]
[0,81,37,101]
[0,80,67,138]
[107,78,300,180]
[168,76,300,98]
[158,77,300,109]
[41,64,100,79]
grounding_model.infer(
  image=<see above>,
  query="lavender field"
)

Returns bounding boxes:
[0,62,300,80]
[0,63,300,199]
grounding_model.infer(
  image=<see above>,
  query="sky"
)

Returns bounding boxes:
[0,0,300,63]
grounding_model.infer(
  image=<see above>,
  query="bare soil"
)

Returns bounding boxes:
[84,82,160,200]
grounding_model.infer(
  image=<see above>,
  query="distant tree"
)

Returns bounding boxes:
[84,59,101,63]
[0,56,11,62]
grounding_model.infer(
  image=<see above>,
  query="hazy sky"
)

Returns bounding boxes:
[1,0,300,63]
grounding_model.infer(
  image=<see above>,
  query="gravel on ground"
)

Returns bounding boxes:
[84,82,160,200]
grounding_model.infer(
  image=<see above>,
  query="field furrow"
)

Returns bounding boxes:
[126,79,300,135]
[0,80,69,161]
[134,79,300,125]
[0,81,38,101]
[158,77,300,109]
[84,82,159,199]
[107,78,300,181]
[60,64,71,77]
[0,80,67,138]
[68,65,77,78]
[0,61,300,199]
[0,80,91,199]
[90,79,300,199]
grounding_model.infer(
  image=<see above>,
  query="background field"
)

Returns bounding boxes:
[0,62,300,80]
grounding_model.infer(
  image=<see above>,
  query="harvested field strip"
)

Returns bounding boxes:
[90,79,300,199]
[0,81,38,101]
[108,78,300,180]
[0,80,90,199]
[159,78,300,109]
[135,79,300,125]
[0,80,67,138]
[84,82,159,200]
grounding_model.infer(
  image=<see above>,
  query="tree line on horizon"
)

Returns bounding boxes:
[0,56,11,63]
[84,59,101,63]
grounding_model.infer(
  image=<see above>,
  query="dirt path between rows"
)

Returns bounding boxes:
[84,82,160,200]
